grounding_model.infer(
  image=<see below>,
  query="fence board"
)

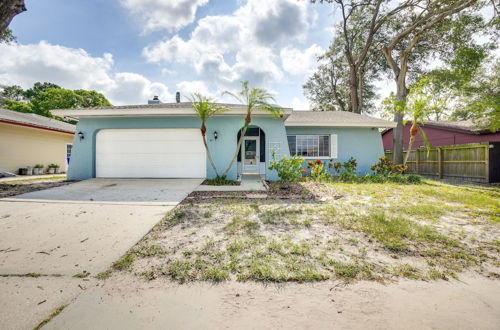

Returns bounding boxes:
[385,143,489,183]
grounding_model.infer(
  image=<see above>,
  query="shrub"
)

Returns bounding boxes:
[363,173,387,183]
[371,156,407,175]
[268,154,304,182]
[307,159,330,181]
[406,174,422,184]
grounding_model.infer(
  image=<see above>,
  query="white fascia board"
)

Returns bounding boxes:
[285,122,397,128]
[51,107,292,119]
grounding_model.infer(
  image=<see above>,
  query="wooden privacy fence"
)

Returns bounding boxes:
[385,143,490,183]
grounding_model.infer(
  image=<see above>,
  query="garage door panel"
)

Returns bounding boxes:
[96,129,206,178]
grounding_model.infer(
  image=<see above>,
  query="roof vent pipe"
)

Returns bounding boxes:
[176,92,180,103]
[148,96,161,105]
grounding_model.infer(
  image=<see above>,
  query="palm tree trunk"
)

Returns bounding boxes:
[404,123,418,166]
[202,133,219,177]
[222,124,248,178]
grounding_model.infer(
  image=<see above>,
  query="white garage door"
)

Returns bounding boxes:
[96,129,206,178]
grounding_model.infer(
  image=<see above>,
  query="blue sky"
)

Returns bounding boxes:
[2,0,337,108]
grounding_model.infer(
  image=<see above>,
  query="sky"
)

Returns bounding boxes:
[0,0,341,109]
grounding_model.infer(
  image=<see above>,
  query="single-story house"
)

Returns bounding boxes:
[0,108,75,174]
[382,120,500,150]
[51,103,396,181]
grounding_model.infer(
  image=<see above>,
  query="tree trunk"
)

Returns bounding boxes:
[392,84,408,165]
[202,132,220,178]
[349,65,360,114]
[222,121,249,178]
[0,0,26,33]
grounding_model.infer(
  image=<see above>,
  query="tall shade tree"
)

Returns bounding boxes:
[380,0,478,164]
[309,0,414,113]
[189,94,228,178]
[0,0,25,34]
[221,81,282,178]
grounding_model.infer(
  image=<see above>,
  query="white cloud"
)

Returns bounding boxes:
[0,41,172,105]
[176,80,212,99]
[143,0,316,91]
[119,0,208,33]
[280,44,323,76]
[292,97,310,110]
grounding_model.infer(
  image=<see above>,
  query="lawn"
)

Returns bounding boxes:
[107,180,500,283]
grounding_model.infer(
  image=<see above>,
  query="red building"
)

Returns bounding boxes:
[382,120,500,150]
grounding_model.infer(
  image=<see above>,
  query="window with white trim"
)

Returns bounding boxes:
[66,144,73,163]
[287,135,330,157]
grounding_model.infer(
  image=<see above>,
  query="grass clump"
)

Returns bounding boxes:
[33,305,67,330]
[95,270,112,280]
[203,176,240,186]
[112,253,135,271]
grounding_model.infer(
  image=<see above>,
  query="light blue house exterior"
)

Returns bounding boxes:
[51,103,396,181]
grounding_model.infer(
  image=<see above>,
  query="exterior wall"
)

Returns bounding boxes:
[0,122,73,174]
[68,116,290,181]
[285,127,385,174]
[382,124,500,150]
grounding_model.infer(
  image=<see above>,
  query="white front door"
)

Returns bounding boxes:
[242,136,259,174]
[96,129,206,178]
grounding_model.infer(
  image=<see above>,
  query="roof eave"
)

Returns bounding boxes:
[285,122,397,128]
[0,119,75,134]
[51,107,293,119]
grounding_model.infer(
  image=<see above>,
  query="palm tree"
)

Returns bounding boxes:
[189,94,228,177]
[221,81,283,178]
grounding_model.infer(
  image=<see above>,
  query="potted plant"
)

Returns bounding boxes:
[34,164,44,175]
[48,164,60,174]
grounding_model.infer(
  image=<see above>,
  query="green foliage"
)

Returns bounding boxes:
[203,176,240,186]
[0,29,16,43]
[1,82,112,119]
[371,156,407,176]
[307,159,330,181]
[3,99,32,113]
[268,154,304,182]
[24,82,61,100]
[74,89,112,107]
[1,85,24,101]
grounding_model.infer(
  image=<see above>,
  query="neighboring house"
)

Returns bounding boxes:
[51,103,396,181]
[0,108,75,174]
[382,120,500,150]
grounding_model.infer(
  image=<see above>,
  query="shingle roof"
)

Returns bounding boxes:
[285,110,396,128]
[67,102,249,111]
[0,108,75,133]
[381,120,491,135]
[423,120,479,133]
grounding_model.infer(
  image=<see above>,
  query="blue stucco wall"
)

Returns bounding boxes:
[285,127,384,175]
[68,116,290,181]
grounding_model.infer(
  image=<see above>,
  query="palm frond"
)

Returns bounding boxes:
[419,127,431,157]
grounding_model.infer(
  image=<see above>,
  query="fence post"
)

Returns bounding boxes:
[438,147,443,179]
[485,144,489,183]
[415,149,420,174]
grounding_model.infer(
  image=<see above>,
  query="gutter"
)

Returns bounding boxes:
[0,119,75,135]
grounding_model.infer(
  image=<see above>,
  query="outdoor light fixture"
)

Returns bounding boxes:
[214,131,218,140]
[78,131,85,141]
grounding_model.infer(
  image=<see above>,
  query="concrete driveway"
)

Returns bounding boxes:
[0,178,202,330]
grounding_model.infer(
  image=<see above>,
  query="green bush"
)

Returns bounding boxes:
[405,174,422,184]
[363,173,387,183]
[268,154,305,182]
[204,176,240,186]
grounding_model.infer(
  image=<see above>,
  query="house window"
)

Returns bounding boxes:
[287,135,330,157]
[66,144,73,164]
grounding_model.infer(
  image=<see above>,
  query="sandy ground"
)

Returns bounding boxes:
[45,273,500,330]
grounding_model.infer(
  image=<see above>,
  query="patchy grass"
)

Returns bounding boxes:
[113,179,499,284]
[112,253,134,271]
[95,270,112,280]
[33,304,67,330]
[202,177,240,186]
[72,271,90,278]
